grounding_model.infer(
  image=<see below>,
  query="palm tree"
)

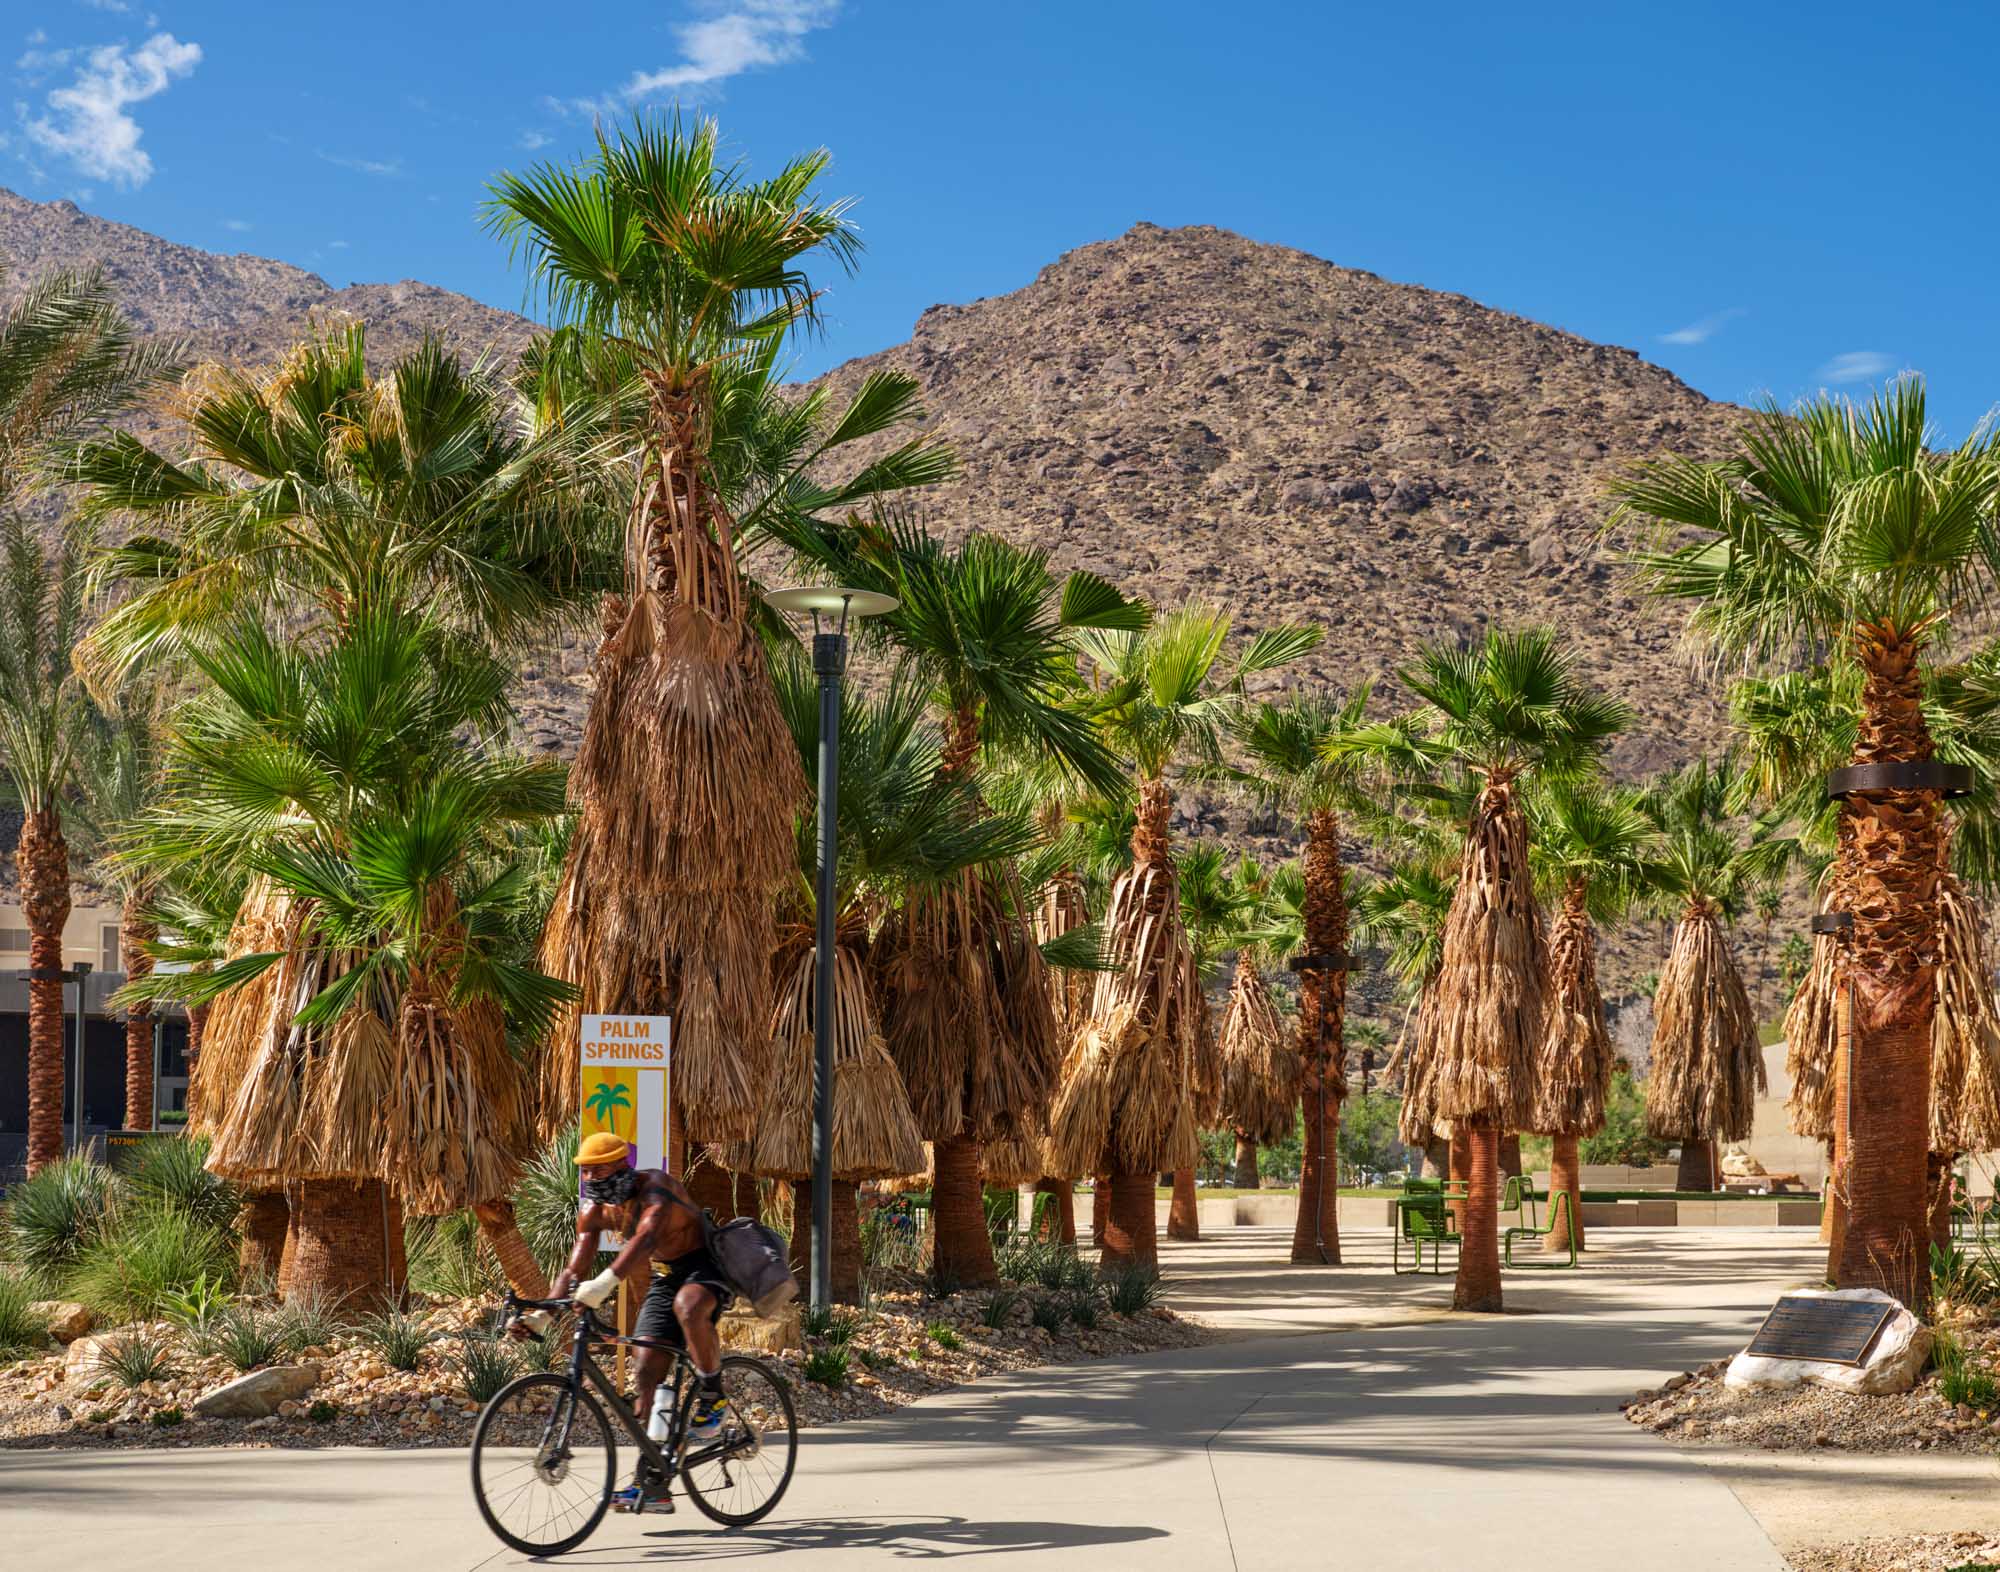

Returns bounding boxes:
[584,1081,634,1141]
[774,510,1140,1284]
[486,117,929,1185]
[72,685,170,1131]
[1051,606,1318,1265]
[1216,857,1296,1191]
[1614,378,2000,1305]
[1528,781,1655,1251]
[127,610,572,1303]
[0,514,91,1172]
[1236,686,1403,1263]
[1635,756,1778,1191]
[0,262,178,500]
[1390,628,1627,1311]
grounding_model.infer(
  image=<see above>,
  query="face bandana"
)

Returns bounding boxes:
[583,1168,640,1207]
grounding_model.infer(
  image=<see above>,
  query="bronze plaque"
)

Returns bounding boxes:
[1745,1294,1895,1366]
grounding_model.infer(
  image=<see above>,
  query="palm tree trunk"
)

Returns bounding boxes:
[1499,1133,1522,1179]
[1232,1134,1260,1188]
[237,1189,289,1283]
[1290,806,1347,1265]
[120,897,157,1131]
[1091,1172,1110,1247]
[831,1179,862,1304]
[1454,1123,1504,1312]
[1677,1140,1715,1191]
[1167,1167,1199,1240]
[932,1133,998,1288]
[19,808,70,1173]
[1035,1179,1077,1247]
[1446,1126,1471,1233]
[279,1178,404,1308]
[1546,1131,1583,1253]
[1103,1169,1158,1267]
[474,1197,550,1299]
[1841,621,1942,1309]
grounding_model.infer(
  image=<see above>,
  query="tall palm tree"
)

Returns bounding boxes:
[0,514,91,1172]
[775,510,1139,1284]
[1390,629,1626,1311]
[127,610,572,1303]
[1216,857,1296,1191]
[1635,756,1780,1191]
[1236,686,1403,1263]
[1050,606,1318,1265]
[486,117,932,1183]
[1528,781,1655,1251]
[1614,378,2000,1305]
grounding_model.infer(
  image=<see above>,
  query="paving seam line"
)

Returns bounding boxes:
[1203,1389,1271,1572]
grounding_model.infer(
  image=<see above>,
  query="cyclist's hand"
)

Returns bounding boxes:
[573,1268,620,1309]
[508,1310,552,1341]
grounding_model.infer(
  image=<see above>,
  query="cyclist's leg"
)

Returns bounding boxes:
[629,1275,679,1440]
[674,1282,722,1382]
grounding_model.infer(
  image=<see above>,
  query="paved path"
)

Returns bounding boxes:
[0,1228,1836,1571]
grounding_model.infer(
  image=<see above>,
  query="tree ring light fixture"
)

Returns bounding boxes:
[1825,761,1972,799]
[1809,912,1854,935]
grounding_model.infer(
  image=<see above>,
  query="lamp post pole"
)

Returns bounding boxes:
[809,618,847,1311]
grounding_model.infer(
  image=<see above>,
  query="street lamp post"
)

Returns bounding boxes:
[764,586,899,1309]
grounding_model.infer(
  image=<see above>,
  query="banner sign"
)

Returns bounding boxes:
[578,1015,672,1237]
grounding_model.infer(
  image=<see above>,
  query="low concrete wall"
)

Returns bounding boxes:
[1066,1190,1822,1233]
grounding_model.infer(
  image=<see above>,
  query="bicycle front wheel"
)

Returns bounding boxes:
[681,1354,798,1526]
[470,1372,617,1556]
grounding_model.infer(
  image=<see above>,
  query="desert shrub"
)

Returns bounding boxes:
[212,1305,284,1372]
[978,1287,1024,1329]
[126,1136,239,1231]
[355,1301,433,1371]
[801,1346,849,1387]
[513,1129,583,1276]
[859,1204,927,1304]
[3,1156,116,1275]
[307,1399,338,1423]
[801,1304,858,1345]
[405,1211,503,1301]
[453,1334,519,1404]
[161,1271,234,1337]
[1063,1289,1101,1329]
[272,1285,344,1355]
[1580,1071,1669,1166]
[0,1268,51,1358]
[1933,1242,1995,1314]
[68,1204,234,1321]
[92,1326,178,1389]
[1028,1295,1064,1333]
[149,1406,185,1428]
[1934,1325,2000,1408]
[1100,1263,1165,1316]
[923,1319,961,1351]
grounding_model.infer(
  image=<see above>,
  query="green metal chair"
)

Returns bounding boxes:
[1503,1187,1578,1269]
[1502,1173,1538,1230]
[1394,1184,1464,1275]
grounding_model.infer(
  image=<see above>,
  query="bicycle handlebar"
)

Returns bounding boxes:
[504,1290,583,1314]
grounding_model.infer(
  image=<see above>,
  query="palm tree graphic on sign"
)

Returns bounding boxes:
[584,1080,632,1142]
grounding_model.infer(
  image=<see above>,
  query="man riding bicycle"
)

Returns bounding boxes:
[522,1130,732,1513]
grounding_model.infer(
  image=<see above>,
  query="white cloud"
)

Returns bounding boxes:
[317,148,402,177]
[328,238,350,249]
[23,31,200,188]
[1818,351,1899,385]
[1659,307,1747,346]
[584,1,838,110]
[80,1,137,12]
[221,217,250,231]
[518,129,551,150]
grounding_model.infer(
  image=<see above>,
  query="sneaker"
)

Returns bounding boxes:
[686,1393,728,1442]
[610,1485,673,1515]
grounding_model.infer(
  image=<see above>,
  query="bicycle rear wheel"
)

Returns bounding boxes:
[471,1372,617,1555]
[681,1354,798,1526]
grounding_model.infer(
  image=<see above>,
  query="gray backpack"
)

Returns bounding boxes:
[704,1216,798,1318]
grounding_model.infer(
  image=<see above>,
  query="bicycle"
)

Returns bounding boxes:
[470,1290,799,1556]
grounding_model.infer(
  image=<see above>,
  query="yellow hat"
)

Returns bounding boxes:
[575,1131,632,1167]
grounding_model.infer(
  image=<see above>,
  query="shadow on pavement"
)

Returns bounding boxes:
[598,1514,1170,1562]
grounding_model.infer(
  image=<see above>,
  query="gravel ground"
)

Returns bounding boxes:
[0,1286,1210,1452]
[1621,1316,2000,1456]
[1786,1531,2000,1571]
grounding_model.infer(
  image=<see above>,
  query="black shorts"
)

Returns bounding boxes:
[632,1249,734,1347]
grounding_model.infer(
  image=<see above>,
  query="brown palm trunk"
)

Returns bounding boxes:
[1091,1172,1109,1247]
[1167,1166,1199,1240]
[120,899,157,1131]
[1547,1132,1583,1253]
[279,1178,404,1309]
[683,1145,735,1216]
[1446,1126,1471,1232]
[1499,1133,1522,1179]
[1454,1123,1504,1312]
[1289,807,1347,1265]
[237,1190,290,1283]
[1677,1139,1715,1191]
[932,1133,998,1288]
[19,808,71,1173]
[1232,1134,1260,1188]
[1839,621,1941,1310]
[1422,1136,1448,1179]
[1036,1178,1077,1247]
[831,1179,862,1303]
[1103,1168,1158,1267]
[475,1197,550,1299]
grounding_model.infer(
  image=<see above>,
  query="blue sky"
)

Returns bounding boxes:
[5,1,1998,437]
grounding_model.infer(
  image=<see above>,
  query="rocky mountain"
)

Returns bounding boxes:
[2,192,1778,1010]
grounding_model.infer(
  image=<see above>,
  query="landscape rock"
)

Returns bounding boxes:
[1725,1289,1931,1396]
[192,1364,321,1420]
[28,1302,92,1343]
[720,1303,802,1355]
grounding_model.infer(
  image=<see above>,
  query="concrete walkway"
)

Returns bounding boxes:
[0,1228,1841,1571]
